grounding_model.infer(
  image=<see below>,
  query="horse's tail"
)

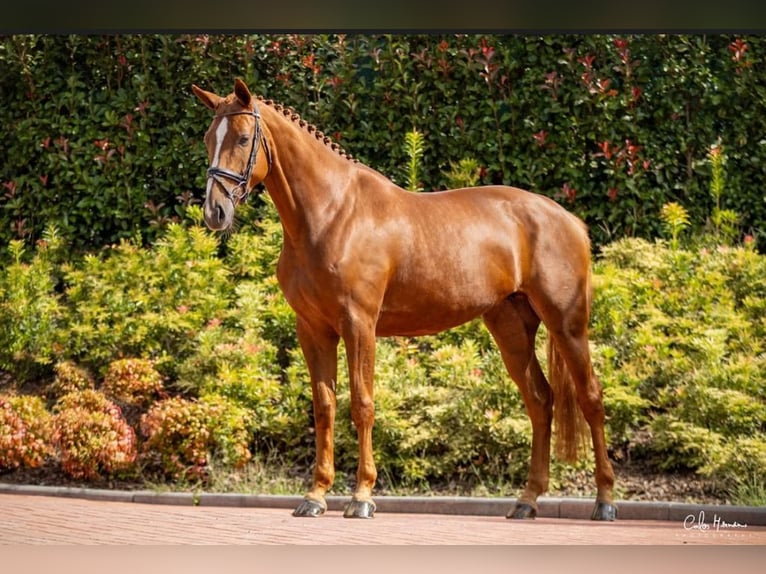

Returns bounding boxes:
[547,264,592,464]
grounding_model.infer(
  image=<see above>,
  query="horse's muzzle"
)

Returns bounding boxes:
[203,197,234,231]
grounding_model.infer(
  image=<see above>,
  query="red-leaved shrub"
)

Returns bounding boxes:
[52,390,137,479]
[101,358,163,407]
[49,360,95,399]
[0,395,54,470]
[140,396,251,481]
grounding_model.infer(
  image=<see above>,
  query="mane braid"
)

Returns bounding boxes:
[257,95,358,163]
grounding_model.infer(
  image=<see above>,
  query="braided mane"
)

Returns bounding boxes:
[257,96,359,163]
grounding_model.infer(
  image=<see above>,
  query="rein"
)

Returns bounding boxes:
[206,104,272,204]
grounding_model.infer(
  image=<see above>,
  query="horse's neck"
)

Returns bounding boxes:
[260,106,353,245]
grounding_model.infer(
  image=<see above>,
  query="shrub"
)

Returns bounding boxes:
[198,342,306,453]
[101,358,163,407]
[48,360,95,399]
[444,157,481,189]
[140,396,252,481]
[648,416,728,473]
[0,238,64,382]
[0,395,54,470]
[223,198,298,357]
[591,237,766,485]
[61,221,233,372]
[52,390,137,479]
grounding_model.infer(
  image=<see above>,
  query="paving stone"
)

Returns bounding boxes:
[1,492,764,546]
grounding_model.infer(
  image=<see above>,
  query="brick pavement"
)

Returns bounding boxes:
[1,492,764,545]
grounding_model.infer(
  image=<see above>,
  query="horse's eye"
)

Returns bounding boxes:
[238,135,250,146]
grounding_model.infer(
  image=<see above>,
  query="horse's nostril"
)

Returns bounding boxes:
[216,204,226,223]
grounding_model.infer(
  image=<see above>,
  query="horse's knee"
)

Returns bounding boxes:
[351,396,375,428]
[313,396,336,428]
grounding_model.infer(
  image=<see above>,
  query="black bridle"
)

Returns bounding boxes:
[206,104,271,204]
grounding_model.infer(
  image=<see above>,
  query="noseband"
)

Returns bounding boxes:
[206,104,272,204]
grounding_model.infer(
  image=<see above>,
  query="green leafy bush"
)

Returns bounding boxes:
[174,304,308,457]
[61,221,233,372]
[139,396,252,481]
[591,237,766,486]
[52,390,137,479]
[222,199,298,357]
[0,238,63,381]
[444,158,481,189]
[0,395,54,470]
[102,358,163,407]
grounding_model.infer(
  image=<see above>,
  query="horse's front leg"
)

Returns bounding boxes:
[293,318,340,518]
[341,314,378,519]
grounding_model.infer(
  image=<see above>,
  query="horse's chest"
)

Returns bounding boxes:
[276,253,342,320]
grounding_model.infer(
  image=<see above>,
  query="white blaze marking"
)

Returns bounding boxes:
[205,116,229,198]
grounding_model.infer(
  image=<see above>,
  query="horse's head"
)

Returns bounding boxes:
[192,78,271,231]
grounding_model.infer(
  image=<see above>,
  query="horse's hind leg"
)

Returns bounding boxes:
[531,285,617,521]
[483,294,553,519]
[547,324,617,520]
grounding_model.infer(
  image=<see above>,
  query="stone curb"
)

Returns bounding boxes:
[1,483,764,525]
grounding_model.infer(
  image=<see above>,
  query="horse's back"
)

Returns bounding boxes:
[388,183,590,268]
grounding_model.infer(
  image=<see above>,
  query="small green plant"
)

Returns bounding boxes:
[444,157,481,189]
[708,143,739,244]
[729,471,766,506]
[0,238,63,381]
[101,358,164,407]
[0,395,54,470]
[660,202,690,249]
[52,390,137,479]
[403,128,425,192]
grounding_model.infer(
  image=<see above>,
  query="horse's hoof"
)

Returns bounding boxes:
[507,502,537,519]
[343,499,376,519]
[591,502,617,521]
[293,498,326,517]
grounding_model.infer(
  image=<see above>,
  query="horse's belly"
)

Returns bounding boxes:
[374,238,519,337]
[375,283,505,337]
[374,307,489,337]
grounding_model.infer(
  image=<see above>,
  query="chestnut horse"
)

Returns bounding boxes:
[192,79,617,521]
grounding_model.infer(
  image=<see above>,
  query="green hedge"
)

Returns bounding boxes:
[1,34,764,253]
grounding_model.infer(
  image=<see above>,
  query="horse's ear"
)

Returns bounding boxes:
[234,78,252,108]
[192,84,221,111]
